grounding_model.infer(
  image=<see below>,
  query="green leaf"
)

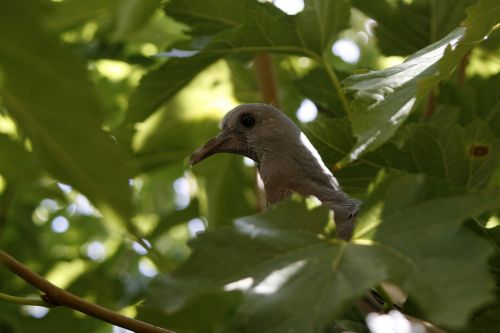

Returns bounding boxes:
[140,290,243,333]
[306,114,500,190]
[127,52,224,124]
[342,28,464,159]
[294,67,346,114]
[438,74,500,133]
[364,119,500,189]
[355,172,497,325]
[113,0,162,40]
[0,0,132,223]
[143,174,498,330]
[418,0,500,94]
[343,0,499,160]
[132,114,220,172]
[0,134,40,183]
[297,0,351,55]
[192,155,256,227]
[305,115,354,165]
[352,0,476,56]
[127,0,350,123]
[164,0,252,35]
[47,0,120,31]
[142,201,399,332]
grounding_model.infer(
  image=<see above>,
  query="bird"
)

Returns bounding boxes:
[189,103,444,332]
[190,103,360,240]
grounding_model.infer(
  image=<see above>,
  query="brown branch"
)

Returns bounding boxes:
[253,53,280,211]
[0,250,175,333]
[458,49,472,86]
[253,53,281,108]
[423,89,436,118]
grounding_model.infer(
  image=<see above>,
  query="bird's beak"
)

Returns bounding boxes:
[190,131,243,166]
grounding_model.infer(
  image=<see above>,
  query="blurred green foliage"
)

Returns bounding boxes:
[0,0,499,332]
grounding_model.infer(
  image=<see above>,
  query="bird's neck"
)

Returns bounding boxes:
[258,152,341,203]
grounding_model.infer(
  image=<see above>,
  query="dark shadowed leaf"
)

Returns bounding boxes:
[364,119,500,189]
[356,173,498,326]
[113,0,162,40]
[295,67,346,115]
[141,201,401,332]
[439,74,500,133]
[352,0,476,56]
[47,0,120,31]
[139,290,243,333]
[142,174,498,330]
[305,116,354,165]
[306,111,500,191]
[0,0,133,223]
[164,0,253,36]
[0,134,40,183]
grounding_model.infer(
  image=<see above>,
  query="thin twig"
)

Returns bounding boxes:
[0,291,54,307]
[0,250,175,333]
[321,58,350,114]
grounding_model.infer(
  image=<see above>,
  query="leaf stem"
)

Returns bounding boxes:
[0,292,53,307]
[0,250,175,333]
[321,58,350,114]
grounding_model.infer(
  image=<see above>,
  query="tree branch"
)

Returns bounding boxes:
[253,53,280,211]
[458,49,472,86]
[0,250,175,333]
[253,53,281,108]
[423,89,436,118]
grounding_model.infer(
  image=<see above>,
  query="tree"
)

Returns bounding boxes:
[0,0,499,332]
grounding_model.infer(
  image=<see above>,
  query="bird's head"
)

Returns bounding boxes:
[190,103,300,166]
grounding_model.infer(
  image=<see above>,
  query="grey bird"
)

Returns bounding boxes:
[190,103,360,240]
[189,103,444,332]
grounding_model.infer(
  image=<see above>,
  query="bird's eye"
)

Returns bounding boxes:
[240,113,255,128]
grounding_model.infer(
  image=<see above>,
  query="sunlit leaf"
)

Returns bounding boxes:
[342,28,462,159]
[418,0,500,93]
[127,0,350,123]
[343,0,498,160]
